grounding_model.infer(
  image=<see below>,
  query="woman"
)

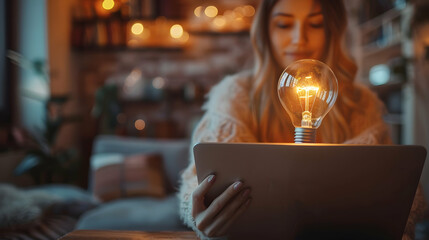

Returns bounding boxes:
[179,0,425,239]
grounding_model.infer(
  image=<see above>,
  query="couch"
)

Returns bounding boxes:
[75,135,191,231]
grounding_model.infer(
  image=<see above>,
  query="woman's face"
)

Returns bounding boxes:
[269,0,326,69]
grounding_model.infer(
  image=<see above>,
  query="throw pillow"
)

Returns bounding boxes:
[92,153,166,202]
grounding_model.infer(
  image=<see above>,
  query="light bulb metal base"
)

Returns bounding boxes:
[294,127,316,143]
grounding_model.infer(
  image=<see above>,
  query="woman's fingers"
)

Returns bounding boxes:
[192,174,216,217]
[203,188,251,237]
[216,197,252,236]
[205,181,244,220]
[196,181,245,232]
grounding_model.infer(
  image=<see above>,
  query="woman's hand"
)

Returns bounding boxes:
[192,175,252,238]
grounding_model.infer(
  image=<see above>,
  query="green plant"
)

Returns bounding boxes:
[92,84,121,134]
[13,97,82,185]
[8,50,82,185]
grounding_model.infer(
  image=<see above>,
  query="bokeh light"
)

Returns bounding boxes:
[181,31,189,42]
[233,7,244,18]
[135,119,146,131]
[194,6,203,17]
[205,6,218,18]
[102,0,115,10]
[213,15,226,28]
[131,23,144,35]
[243,5,256,17]
[152,77,166,89]
[170,24,184,39]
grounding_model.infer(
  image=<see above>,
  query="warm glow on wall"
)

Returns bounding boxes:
[194,6,203,17]
[102,0,115,10]
[135,119,146,130]
[131,23,144,35]
[205,6,218,18]
[170,24,184,39]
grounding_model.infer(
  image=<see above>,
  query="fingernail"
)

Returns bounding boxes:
[207,175,215,183]
[242,189,250,198]
[233,181,242,190]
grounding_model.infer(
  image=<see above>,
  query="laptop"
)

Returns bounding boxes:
[194,143,427,240]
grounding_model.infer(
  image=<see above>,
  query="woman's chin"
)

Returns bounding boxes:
[282,56,308,68]
[280,56,312,68]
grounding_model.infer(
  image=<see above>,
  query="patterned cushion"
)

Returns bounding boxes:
[92,153,166,202]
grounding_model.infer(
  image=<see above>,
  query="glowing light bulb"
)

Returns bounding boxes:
[277,59,338,143]
[296,84,319,127]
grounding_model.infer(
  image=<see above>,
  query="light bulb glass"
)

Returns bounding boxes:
[277,59,338,130]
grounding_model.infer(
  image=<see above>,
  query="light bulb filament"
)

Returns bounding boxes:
[296,86,319,127]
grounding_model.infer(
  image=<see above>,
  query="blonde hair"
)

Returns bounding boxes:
[250,0,359,143]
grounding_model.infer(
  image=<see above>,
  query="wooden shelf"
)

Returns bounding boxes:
[71,29,251,52]
[370,81,404,94]
[72,46,185,53]
[362,41,402,58]
[189,30,250,37]
[73,16,185,24]
[359,7,404,32]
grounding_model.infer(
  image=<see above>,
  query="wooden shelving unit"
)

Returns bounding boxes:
[356,3,414,144]
[70,0,256,140]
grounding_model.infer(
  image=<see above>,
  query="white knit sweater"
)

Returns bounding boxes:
[179,72,425,240]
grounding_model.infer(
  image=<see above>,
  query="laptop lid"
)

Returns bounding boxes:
[194,143,427,240]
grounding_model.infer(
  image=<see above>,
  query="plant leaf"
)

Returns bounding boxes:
[14,155,42,176]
